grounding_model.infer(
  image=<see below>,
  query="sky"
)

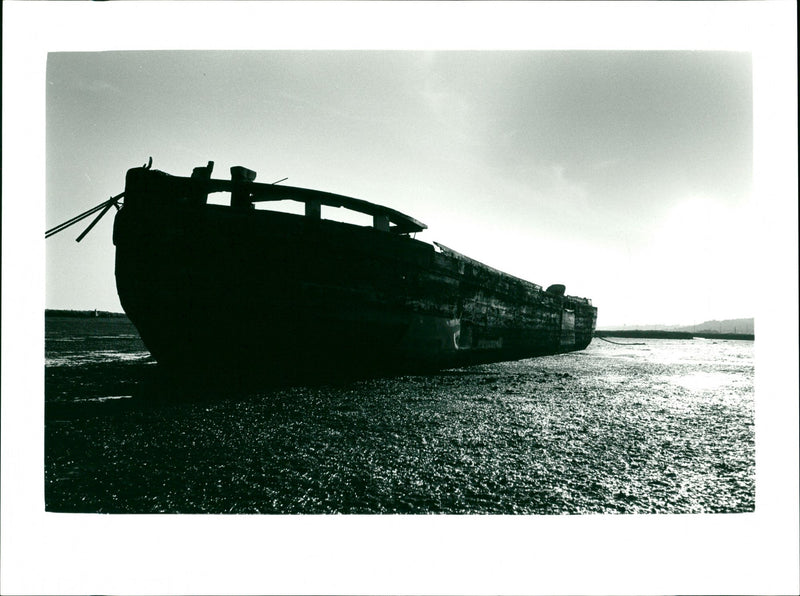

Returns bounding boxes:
[45,49,753,328]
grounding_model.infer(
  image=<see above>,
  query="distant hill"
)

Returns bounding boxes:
[597,318,754,335]
[673,318,754,335]
[595,318,755,341]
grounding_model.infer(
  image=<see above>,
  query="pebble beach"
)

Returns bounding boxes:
[45,317,754,514]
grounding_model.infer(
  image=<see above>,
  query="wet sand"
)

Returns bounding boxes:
[45,320,754,514]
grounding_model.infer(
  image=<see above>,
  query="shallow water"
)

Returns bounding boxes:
[45,317,150,368]
[44,317,755,514]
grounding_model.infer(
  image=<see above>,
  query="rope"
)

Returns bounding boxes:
[45,192,124,240]
[596,336,646,346]
[45,200,110,238]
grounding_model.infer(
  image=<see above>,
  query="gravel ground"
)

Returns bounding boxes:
[45,333,754,514]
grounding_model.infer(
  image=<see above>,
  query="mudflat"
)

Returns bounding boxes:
[45,316,754,514]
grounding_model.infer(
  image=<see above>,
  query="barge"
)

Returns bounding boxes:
[111,160,597,377]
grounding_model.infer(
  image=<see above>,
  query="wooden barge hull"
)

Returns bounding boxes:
[113,165,596,376]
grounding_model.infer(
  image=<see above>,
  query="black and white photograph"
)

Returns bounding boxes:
[44,48,757,514]
[2,2,798,595]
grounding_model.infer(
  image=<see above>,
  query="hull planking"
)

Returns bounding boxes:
[113,163,597,378]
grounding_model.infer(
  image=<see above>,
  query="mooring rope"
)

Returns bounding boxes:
[596,336,646,346]
[45,192,124,241]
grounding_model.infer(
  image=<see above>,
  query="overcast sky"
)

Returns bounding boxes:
[46,50,753,327]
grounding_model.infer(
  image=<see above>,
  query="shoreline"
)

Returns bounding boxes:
[595,329,754,341]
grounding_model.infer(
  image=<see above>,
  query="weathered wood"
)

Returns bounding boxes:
[199,169,426,233]
[305,200,321,220]
[113,163,597,376]
[230,166,257,209]
[189,161,214,206]
[373,214,390,232]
